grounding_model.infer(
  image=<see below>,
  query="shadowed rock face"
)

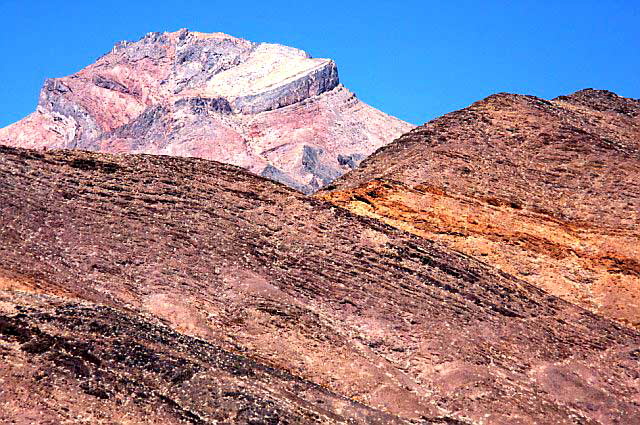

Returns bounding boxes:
[0,29,413,193]
[320,89,640,327]
[1,146,639,424]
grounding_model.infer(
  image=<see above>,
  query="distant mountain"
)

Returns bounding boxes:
[1,146,639,424]
[321,89,640,327]
[0,29,412,193]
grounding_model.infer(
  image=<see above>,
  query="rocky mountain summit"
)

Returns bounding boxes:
[0,29,412,193]
[321,89,640,327]
[1,146,639,424]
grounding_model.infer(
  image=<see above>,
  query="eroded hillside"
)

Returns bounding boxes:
[0,146,639,424]
[321,89,640,327]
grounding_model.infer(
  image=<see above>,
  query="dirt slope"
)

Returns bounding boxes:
[0,146,639,424]
[0,291,410,424]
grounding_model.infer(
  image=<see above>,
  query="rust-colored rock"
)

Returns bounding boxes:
[320,89,640,327]
[1,146,639,424]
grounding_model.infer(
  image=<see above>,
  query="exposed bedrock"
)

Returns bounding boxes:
[0,29,413,191]
[37,79,102,148]
[174,97,233,115]
[231,60,340,114]
[171,29,256,92]
[114,31,170,62]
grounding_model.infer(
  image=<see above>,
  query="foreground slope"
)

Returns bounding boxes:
[1,146,639,424]
[321,89,640,327]
[0,291,403,424]
[0,29,412,193]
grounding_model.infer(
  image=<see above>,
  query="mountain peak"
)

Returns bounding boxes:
[0,30,412,193]
[554,88,640,116]
[100,28,336,111]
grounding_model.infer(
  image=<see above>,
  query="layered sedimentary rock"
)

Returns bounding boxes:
[1,146,639,424]
[321,89,640,327]
[0,30,412,193]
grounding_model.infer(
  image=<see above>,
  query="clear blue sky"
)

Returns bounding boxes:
[1,0,638,127]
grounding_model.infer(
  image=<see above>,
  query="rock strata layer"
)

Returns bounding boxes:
[1,146,639,424]
[321,89,640,327]
[0,29,412,193]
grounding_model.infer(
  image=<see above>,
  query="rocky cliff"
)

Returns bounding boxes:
[1,146,639,424]
[320,89,640,328]
[0,29,412,193]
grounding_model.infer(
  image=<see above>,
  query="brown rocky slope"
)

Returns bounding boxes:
[1,146,639,424]
[320,89,640,327]
[0,291,404,424]
[0,29,412,193]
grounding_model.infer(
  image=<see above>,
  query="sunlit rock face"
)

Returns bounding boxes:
[0,29,413,193]
[321,89,640,328]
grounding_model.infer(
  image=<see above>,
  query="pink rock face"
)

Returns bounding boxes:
[0,29,413,193]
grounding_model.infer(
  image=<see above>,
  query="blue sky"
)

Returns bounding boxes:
[0,0,638,127]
